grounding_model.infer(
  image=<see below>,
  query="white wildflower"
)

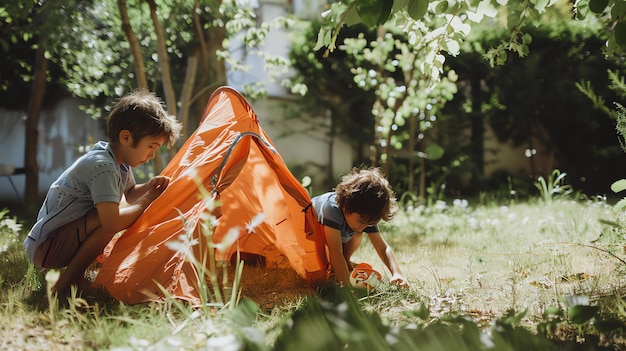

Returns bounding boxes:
[245,213,266,234]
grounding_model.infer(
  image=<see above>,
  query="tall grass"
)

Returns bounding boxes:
[1,187,626,349]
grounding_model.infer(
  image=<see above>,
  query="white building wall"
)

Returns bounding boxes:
[483,123,556,180]
[252,99,353,188]
[0,99,105,201]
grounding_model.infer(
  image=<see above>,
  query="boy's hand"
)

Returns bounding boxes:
[389,273,410,288]
[142,176,170,204]
[148,175,170,191]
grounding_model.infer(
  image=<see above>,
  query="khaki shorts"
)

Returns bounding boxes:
[33,215,89,269]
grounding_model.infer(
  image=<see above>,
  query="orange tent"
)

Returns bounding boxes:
[93,86,329,304]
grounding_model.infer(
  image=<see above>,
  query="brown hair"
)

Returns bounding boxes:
[335,167,397,223]
[106,90,181,147]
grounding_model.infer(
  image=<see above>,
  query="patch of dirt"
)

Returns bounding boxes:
[236,266,316,312]
[1,317,83,351]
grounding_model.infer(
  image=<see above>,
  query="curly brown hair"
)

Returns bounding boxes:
[106,90,182,147]
[335,167,397,223]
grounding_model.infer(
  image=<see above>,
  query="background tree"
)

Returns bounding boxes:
[1,0,85,208]
[1,0,280,207]
[316,0,626,66]
[442,15,625,196]
[341,26,458,201]
[289,0,624,200]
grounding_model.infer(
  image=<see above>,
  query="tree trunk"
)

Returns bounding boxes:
[146,0,176,116]
[382,124,393,176]
[326,109,334,186]
[190,4,226,112]
[179,54,198,140]
[193,0,210,85]
[419,154,426,201]
[118,0,148,91]
[146,0,179,165]
[118,0,164,172]
[24,37,48,208]
[407,112,416,193]
[183,0,226,138]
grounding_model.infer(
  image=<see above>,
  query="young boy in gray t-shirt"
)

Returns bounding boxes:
[24,90,182,298]
[311,167,408,288]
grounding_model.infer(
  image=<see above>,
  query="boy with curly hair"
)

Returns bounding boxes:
[24,90,182,297]
[312,167,408,288]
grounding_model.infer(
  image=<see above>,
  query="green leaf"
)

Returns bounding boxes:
[507,12,520,31]
[568,305,599,325]
[356,0,383,27]
[435,0,448,13]
[611,1,626,20]
[521,33,532,45]
[615,21,626,46]
[391,0,410,14]
[542,305,562,318]
[407,0,428,21]
[610,179,626,193]
[344,3,363,26]
[402,302,430,320]
[613,198,626,212]
[589,0,609,14]
[533,0,551,13]
[313,27,329,51]
[228,297,261,326]
[575,0,589,20]
[378,0,394,24]
[606,33,617,56]
[496,50,507,65]
[425,143,444,160]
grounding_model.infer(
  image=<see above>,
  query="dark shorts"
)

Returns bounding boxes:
[33,215,89,269]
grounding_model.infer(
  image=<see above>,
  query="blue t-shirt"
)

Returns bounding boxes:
[24,141,135,261]
[311,192,379,243]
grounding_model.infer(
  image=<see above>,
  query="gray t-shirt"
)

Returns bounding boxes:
[24,141,135,261]
[311,192,379,243]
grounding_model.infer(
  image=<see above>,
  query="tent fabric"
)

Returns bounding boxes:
[93,86,329,305]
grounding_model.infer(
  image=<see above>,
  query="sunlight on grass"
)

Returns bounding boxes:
[2,195,626,349]
[357,198,624,324]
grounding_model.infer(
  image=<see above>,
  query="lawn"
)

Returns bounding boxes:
[1,193,626,350]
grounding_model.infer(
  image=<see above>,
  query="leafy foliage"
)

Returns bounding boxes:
[0,0,70,108]
[317,0,626,62]
[443,17,626,195]
[587,69,626,211]
[273,285,626,350]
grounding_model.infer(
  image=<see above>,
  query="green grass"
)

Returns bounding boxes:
[1,196,626,350]
[367,198,624,320]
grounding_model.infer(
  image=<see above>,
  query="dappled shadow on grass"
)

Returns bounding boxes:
[19,271,122,314]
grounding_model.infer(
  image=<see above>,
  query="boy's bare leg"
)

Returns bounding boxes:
[52,210,112,297]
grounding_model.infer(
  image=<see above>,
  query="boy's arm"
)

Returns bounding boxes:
[368,232,409,288]
[95,200,153,235]
[324,226,352,287]
[97,177,168,235]
[125,176,170,204]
